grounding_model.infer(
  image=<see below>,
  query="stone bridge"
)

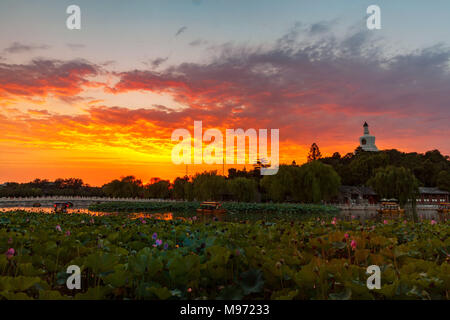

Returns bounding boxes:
[0,196,174,208]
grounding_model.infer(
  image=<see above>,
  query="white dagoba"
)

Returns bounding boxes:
[359,122,378,151]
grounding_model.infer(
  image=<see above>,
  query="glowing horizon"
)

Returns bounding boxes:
[1,1,449,186]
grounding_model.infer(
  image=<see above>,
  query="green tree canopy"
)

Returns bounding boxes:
[145,180,171,199]
[227,177,258,202]
[102,176,144,198]
[260,161,340,203]
[367,166,420,207]
[192,171,227,201]
[436,170,450,192]
[320,148,450,188]
[172,176,190,200]
[295,161,341,203]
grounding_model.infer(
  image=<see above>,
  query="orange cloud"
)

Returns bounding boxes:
[0,59,100,103]
[1,28,449,184]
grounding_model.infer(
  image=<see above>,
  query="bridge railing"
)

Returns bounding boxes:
[0,196,181,202]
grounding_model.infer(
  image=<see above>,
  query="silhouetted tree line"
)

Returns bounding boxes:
[319,148,450,191]
[1,147,448,204]
[99,160,340,203]
[0,178,103,197]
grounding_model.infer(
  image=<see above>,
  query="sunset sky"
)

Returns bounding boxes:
[1,0,449,186]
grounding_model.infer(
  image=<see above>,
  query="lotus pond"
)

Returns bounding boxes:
[88,201,341,215]
[0,209,448,300]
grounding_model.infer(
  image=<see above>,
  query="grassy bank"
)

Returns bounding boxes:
[88,201,340,215]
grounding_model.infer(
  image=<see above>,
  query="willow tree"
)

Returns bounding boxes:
[296,161,341,203]
[192,171,227,201]
[227,177,258,202]
[368,166,420,221]
[260,165,298,202]
[260,162,340,203]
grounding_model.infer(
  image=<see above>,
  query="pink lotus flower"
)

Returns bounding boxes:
[351,215,356,219]
[5,248,14,259]
[403,220,407,224]
[65,230,71,236]
[344,233,349,239]
[56,225,62,232]
[187,288,192,293]
[141,219,147,224]
[192,216,197,221]
[383,220,388,224]
[431,219,437,225]
[331,217,337,225]
[350,240,357,250]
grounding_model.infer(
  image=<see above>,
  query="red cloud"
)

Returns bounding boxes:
[0,59,99,101]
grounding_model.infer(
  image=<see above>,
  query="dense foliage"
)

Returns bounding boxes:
[307,143,322,162]
[2,149,448,203]
[261,162,341,203]
[0,211,448,300]
[368,166,420,207]
[320,149,450,190]
[0,178,103,197]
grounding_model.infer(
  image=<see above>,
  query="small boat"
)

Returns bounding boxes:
[437,202,449,221]
[54,202,70,213]
[32,202,41,207]
[437,202,450,213]
[196,202,226,214]
[377,199,404,218]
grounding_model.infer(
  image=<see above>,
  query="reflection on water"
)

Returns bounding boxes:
[0,207,220,222]
[0,206,444,223]
[339,209,440,221]
[133,212,174,220]
[0,207,112,216]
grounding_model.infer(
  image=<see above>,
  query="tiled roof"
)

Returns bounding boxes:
[418,187,449,195]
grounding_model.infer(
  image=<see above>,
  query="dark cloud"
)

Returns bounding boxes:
[145,57,169,69]
[100,60,116,67]
[110,23,450,152]
[308,21,333,35]
[189,39,208,47]
[4,42,50,54]
[1,22,448,155]
[175,26,188,37]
